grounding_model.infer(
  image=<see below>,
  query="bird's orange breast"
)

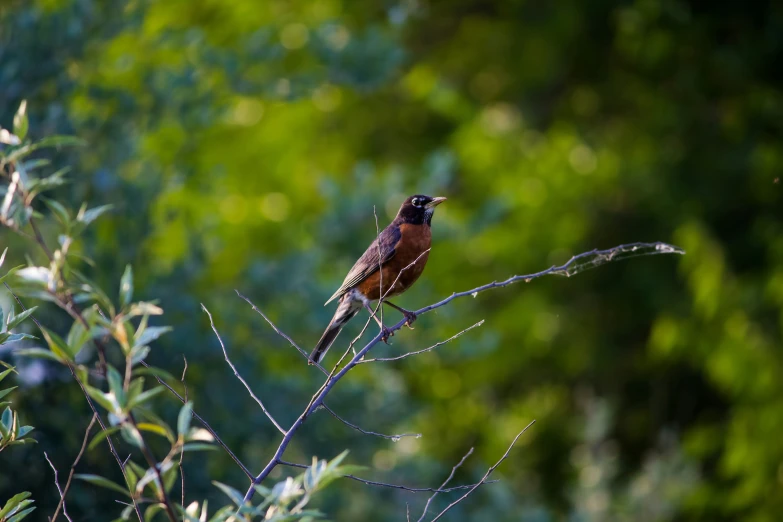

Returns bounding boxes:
[357,223,431,301]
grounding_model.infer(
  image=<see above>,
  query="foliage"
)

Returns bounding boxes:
[1,112,369,520]
[1,1,782,521]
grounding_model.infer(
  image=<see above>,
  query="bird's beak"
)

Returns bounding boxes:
[425,197,447,209]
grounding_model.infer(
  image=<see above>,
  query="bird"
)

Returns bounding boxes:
[309,194,447,364]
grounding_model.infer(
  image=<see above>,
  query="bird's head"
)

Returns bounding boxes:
[397,194,447,225]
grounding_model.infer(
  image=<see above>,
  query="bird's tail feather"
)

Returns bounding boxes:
[309,296,361,364]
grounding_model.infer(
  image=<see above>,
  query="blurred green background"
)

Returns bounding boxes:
[1,0,782,520]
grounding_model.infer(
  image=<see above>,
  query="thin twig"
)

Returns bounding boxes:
[51,414,97,522]
[235,289,329,375]
[6,286,145,521]
[138,360,253,479]
[127,412,178,521]
[180,355,189,402]
[418,448,474,522]
[358,320,484,364]
[429,420,536,521]
[321,403,421,440]
[238,241,682,504]
[373,205,384,332]
[201,303,286,435]
[44,452,73,522]
[278,460,497,493]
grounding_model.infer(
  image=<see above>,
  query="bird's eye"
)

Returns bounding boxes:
[412,198,421,207]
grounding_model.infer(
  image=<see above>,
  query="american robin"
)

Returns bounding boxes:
[309,194,447,364]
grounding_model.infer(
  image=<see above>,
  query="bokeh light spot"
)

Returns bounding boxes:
[312,84,342,112]
[569,145,598,174]
[320,24,350,50]
[480,103,522,136]
[228,98,264,126]
[372,449,396,471]
[220,194,249,224]
[280,23,309,50]
[260,192,290,222]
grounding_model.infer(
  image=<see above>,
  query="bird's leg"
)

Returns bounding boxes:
[383,300,417,329]
[363,303,394,343]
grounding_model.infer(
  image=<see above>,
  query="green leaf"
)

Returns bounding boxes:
[177,401,193,437]
[134,326,172,348]
[0,386,17,401]
[8,506,36,522]
[78,204,113,227]
[127,301,164,317]
[212,481,245,507]
[6,306,37,331]
[4,333,37,343]
[13,100,28,142]
[119,265,133,308]
[126,377,144,406]
[162,461,178,493]
[136,422,173,441]
[13,347,63,362]
[5,438,37,447]
[88,425,121,451]
[40,327,74,360]
[128,385,164,408]
[181,442,218,452]
[120,424,143,448]
[0,492,31,518]
[2,407,12,431]
[145,504,165,522]
[106,366,126,407]
[40,197,71,227]
[84,384,118,413]
[15,425,33,439]
[74,474,131,497]
[0,367,16,384]
[129,345,150,366]
[0,265,23,286]
[132,366,176,382]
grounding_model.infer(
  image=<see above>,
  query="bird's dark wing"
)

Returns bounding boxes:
[324,224,402,305]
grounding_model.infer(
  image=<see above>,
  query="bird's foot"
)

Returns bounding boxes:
[402,311,417,329]
[381,326,395,344]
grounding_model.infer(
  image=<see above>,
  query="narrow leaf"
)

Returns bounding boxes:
[119,265,133,307]
[6,307,37,330]
[212,481,245,507]
[74,474,131,497]
[177,402,192,437]
[13,100,28,141]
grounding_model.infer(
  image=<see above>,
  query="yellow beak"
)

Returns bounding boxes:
[425,197,447,209]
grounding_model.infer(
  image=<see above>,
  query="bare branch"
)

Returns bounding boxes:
[5,286,145,521]
[180,354,189,402]
[373,205,384,329]
[201,303,286,435]
[358,320,484,364]
[418,447,474,522]
[236,241,681,505]
[126,412,178,522]
[278,460,497,493]
[45,452,73,522]
[235,289,329,375]
[51,414,96,522]
[429,420,536,521]
[321,403,421,441]
[138,360,253,479]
